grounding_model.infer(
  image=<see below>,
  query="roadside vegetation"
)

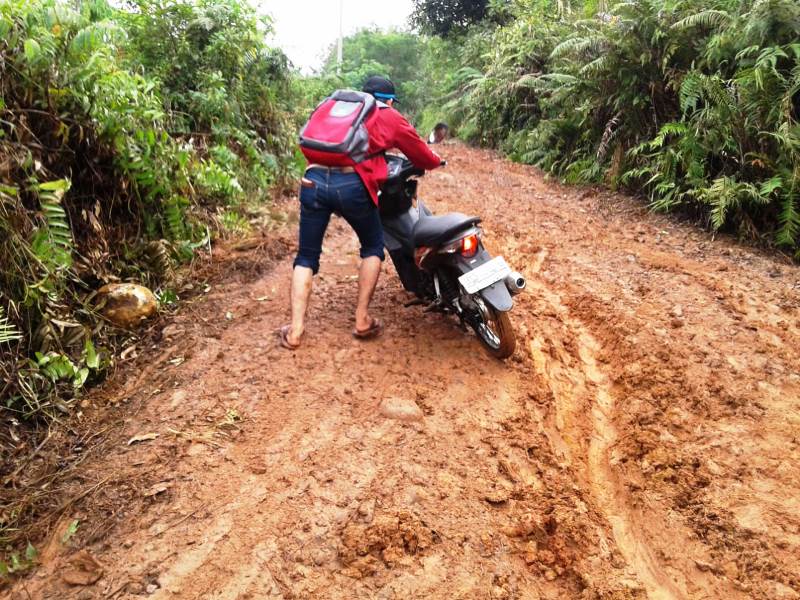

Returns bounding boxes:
[1,0,296,562]
[0,0,296,418]
[301,0,800,255]
[411,0,800,255]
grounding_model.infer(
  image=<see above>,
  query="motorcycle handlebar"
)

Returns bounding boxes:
[386,156,428,179]
[404,165,425,178]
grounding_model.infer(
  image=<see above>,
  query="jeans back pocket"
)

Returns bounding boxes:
[299,185,322,211]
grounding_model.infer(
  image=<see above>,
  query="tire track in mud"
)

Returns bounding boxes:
[426,160,694,598]
[523,255,683,600]
[580,338,682,600]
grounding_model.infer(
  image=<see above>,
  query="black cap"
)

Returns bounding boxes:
[362,76,398,103]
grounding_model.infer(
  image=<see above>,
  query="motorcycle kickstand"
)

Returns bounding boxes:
[423,297,446,313]
[423,273,447,313]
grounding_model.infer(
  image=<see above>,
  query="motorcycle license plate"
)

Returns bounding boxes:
[458,256,512,294]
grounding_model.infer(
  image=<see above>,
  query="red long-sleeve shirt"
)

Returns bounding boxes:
[355,105,442,205]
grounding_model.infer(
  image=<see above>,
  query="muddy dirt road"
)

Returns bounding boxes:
[9,144,800,599]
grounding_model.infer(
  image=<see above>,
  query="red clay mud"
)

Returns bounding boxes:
[7,144,800,600]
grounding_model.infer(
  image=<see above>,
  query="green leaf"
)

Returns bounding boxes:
[36,352,78,382]
[84,339,100,369]
[37,179,71,193]
[23,38,41,63]
[25,543,38,563]
[73,367,90,389]
[62,520,79,544]
[776,193,800,247]
[759,176,783,197]
[0,17,11,40]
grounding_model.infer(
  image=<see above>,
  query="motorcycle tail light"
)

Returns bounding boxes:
[461,234,479,258]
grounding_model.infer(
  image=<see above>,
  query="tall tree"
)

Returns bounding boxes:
[317,28,429,120]
[411,0,491,36]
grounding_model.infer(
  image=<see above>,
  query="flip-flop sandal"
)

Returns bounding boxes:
[353,318,383,340]
[278,325,301,350]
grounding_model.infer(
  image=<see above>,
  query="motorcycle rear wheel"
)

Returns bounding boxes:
[470,301,516,359]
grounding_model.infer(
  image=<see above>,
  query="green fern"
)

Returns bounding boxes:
[30,180,73,273]
[221,210,251,236]
[735,45,761,62]
[579,54,611,76]
[550,35,605,60]
[679,72,703,113]
[514,73,540,89]
[0,306,22,344]
[672,10,732,31]
[776,191,800,247]
[650,122,688,148]
[529,73,579,91]
[702,177,762,230]
[162,195,189,241]
[759,175,784,197]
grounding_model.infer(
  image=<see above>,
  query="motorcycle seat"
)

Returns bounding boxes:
[412,212,481,247]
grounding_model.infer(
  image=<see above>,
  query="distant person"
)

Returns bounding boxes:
[428,122,449,144]
[280,76,443,349]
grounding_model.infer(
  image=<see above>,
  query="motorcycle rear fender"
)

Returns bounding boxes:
[451,247,514,312]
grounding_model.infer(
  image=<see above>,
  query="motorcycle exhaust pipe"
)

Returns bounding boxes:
[505,272,526,295]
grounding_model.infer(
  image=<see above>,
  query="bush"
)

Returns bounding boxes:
[429,0,800,254]
[0,0,296,421]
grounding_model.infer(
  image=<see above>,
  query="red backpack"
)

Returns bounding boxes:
[299,90,377,167]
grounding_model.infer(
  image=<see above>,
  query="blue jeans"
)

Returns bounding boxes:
[294,169,385,274]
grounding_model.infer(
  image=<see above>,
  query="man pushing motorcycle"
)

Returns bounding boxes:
[279,76,444,349]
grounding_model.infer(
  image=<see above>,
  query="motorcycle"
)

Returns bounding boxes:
[379,154,526,359]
